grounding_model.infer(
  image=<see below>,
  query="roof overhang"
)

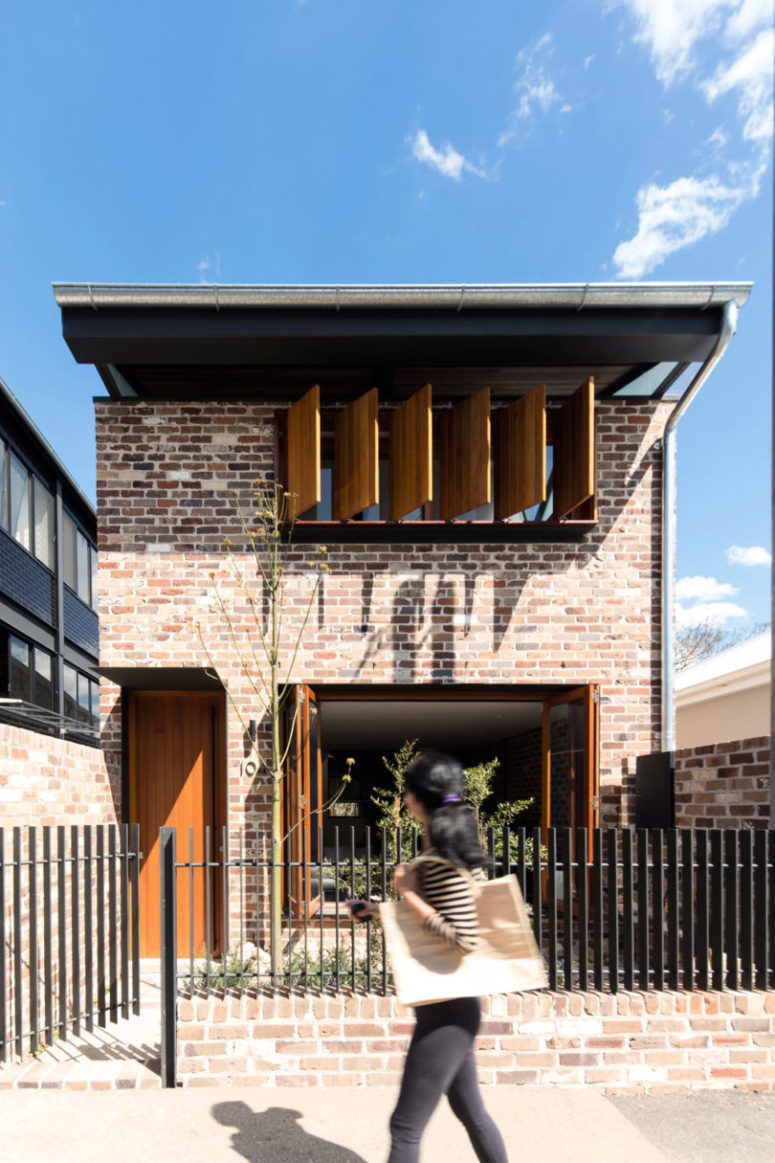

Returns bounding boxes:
[53,281,752,403]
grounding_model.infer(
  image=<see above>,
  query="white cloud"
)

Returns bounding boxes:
[676,600,748,628]
[676,575,739,601]
[584,54,596,70]
[725,0,773,41]
[499,34,567,145]
[609,0,736,86]
[613,174,746,277]
[196,252,221,283]
[610,1,773,274]
[726,544,772,566]
[703,28,774,145]
[409,130,485,182]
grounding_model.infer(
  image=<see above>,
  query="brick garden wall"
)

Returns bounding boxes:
[177,989,775,1093]
[0,723,117,829]
[675,737,770,830]
[0,726,124,1063]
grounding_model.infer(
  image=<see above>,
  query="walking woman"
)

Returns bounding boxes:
[353,751,508,1163]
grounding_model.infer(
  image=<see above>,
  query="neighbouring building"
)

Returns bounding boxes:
[53,279,754,956]
[676,631,770,750]
[0,376,109,828]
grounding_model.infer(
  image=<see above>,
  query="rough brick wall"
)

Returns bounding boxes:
[675,737,770,829]
[177,989,775,1092]
[0,724,117,828]
[95,397,668,937]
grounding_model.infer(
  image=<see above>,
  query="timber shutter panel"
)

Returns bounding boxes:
[286,385,321,516]
[334,388,379,519]
[553,377,595,520]
[439,387,491,520]
[494,384,547,520]
[389,383,433,520]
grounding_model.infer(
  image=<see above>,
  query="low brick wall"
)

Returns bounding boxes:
[675,736,770,830]
[0,723,117,828]
[177,990,775,1093]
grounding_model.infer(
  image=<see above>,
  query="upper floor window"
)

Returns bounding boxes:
[281,379,595,528]
[62,510,98,610]
[0,631,53,712]
[0,437,55,567]
[62,662,100,732]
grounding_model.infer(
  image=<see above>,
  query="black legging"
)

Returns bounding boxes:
[387,997,508,1163]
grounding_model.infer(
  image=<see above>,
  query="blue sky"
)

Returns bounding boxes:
[1,0,772,628]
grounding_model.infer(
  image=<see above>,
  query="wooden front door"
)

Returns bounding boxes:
[129,691,225,957]
[541,685,599,859]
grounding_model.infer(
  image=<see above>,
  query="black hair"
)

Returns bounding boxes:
[404,750,485,870]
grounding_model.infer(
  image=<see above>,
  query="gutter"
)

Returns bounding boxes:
[52,281,752,312]
[662,300,739,753]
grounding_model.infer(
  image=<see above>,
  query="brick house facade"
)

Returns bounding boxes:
[54,280,755,956]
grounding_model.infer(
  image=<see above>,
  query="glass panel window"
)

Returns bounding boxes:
[9,452,31,550]
[76,531,90,603]
[34,650,53,709]
[90,546,98,610]
[63,664,78,721]
[90,680,101,729]
[0,440,7,530]
[9,636,31,700]
[33,477,54,568]
[63,513,77,591]
[76,672,90,723]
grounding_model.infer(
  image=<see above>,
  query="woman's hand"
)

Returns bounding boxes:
[393,863,418,897]
[346,899,380,921]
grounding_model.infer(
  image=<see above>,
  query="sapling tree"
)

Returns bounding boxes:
[199,480,346,978]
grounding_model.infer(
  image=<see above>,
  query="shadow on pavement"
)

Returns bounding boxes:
[212,1101,370,1162]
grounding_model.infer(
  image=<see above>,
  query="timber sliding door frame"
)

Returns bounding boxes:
[541,684,600,860]
[284,684,323,918]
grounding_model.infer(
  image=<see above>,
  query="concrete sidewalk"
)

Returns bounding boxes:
[4,1085,774,1163]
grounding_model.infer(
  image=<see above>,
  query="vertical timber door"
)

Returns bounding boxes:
[129,691,226,957]
[284,684,323,918]
[541,686,599,860]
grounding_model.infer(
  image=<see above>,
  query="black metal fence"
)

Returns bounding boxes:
[160,823,775,998]
[0,824,141,1064]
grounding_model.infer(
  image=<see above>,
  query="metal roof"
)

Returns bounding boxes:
[53,281,752,310]
[52,281,752,404]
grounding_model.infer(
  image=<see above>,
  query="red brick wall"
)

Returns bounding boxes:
[177,989,775,1092]
[95,397,669,936]
[675,737,770,830]
[0,724,117,828]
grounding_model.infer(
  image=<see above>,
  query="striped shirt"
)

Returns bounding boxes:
[416,854,481,954]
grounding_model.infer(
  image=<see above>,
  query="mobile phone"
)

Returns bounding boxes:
[347,899,369,919]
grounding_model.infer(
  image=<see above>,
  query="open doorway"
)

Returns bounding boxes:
[283,684,599,914]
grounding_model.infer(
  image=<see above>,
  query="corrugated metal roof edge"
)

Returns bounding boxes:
[52,281,753,311]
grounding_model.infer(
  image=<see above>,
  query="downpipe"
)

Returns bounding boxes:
[662,300,739,754]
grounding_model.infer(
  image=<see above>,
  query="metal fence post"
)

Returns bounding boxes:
[160,826,177,1089]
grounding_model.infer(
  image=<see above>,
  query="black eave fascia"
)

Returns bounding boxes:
[60,305,725,370]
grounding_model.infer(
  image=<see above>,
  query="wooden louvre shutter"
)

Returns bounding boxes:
[389,383,433,520]
[553,377,595,520]
[284,685,322,918]
[494,384,547,520]
[439,387,491,520]
[286,385,321,517]
[334,388,379,520]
